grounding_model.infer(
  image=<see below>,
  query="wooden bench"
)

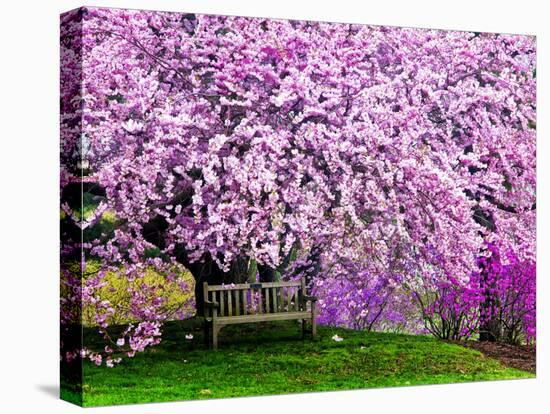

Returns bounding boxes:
[203,278,317,349]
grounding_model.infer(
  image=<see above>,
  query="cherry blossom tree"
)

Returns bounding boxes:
[60,7,536,366]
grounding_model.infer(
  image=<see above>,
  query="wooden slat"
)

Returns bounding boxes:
[265,288,270,313]
[242,289,248,315]
[208,280,301,291]
[272,287,278,313]
[287,289,293,312]
[216,311,311,324]
[300,278,306,310]
[205,278,310,317]
[235,289,240,315]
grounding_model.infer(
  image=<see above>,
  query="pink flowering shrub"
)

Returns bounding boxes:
[412,273,482,340]
[61,255,195,367]
[314,274,418,332]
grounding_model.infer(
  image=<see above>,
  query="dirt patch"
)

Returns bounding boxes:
[452,340,536,373]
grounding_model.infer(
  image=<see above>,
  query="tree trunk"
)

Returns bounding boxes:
[174,247,228,316]
[478,255,501,342]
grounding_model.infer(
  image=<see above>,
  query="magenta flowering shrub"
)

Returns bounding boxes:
[60,7,536,366]
[475,244,536,344]
[412,244,536,343]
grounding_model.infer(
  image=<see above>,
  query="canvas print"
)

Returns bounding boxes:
[60,6,536,407]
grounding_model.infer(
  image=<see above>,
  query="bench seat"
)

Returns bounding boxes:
[207,311,312,325]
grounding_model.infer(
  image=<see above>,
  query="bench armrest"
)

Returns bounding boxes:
[302,295,318,303]
[204,300,220,309]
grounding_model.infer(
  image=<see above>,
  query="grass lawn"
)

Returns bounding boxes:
[62,318,534,407]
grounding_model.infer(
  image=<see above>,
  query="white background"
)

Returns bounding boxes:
[0,0,547,413]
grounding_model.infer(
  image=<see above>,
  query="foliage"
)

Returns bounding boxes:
[80,262,195,327]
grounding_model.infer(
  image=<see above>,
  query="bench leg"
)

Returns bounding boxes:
[311,304,317,339]
[204,320,210,348]
[212,323,221,350]
[301,319,306,339]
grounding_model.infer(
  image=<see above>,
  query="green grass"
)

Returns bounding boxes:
[63,318,534,407]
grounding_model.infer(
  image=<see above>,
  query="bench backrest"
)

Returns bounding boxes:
[203,278,306,317]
